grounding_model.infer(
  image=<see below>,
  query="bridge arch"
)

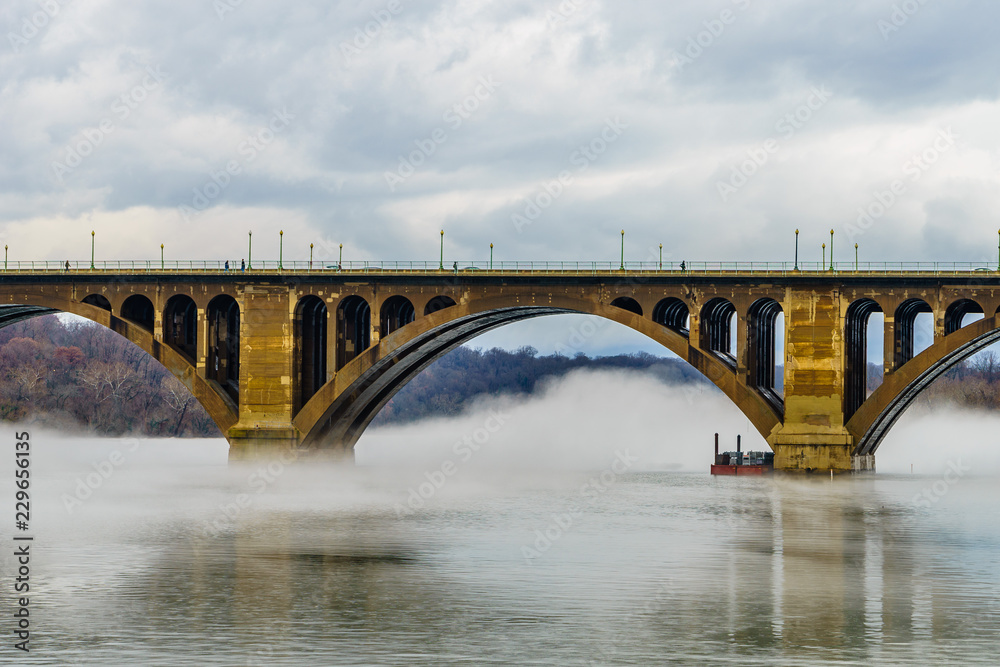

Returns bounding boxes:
[82,294,111,311]
[380,295,415,338]
[848,314,1000,456]
[610,296,642,316]
[700,298,736,364]
[336,295,371,370]
[164,294,198,363]
[844,298,883,421]
[293,295,782,454]
[424,295,456,316]
[746,298,783,411]
[652,297,690,336]
[0,298,237,437]
[206,295,240,402]
[894,298,933,367]
[294,295,328,412]
[945,298,984,335]
[121,294,155,332]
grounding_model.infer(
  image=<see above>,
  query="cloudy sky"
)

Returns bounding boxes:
[2,0,997,353]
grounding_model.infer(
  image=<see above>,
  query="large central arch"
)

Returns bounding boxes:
[293,295,783,454]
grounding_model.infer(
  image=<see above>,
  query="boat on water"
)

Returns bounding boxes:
[710,433,774,476]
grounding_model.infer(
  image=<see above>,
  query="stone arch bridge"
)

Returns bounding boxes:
[2,267,998,472]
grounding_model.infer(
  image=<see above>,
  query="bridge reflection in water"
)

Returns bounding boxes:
[34,457,1000,665]
[2,264,1000,471]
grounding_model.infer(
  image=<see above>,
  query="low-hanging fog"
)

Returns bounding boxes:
[360,366,1000,477]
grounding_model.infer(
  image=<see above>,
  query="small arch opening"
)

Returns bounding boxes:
[207,295,240,402]
[894,299,933,366]
[700,298,737,364]
[295,296,327,411]
[82,294,111,311]
[164,295,197,362]
[121,295,154,332]
[381,296,415,338]
[610,297,642,316]
[424,295,456,317]
[945,299,984,335]
[845,298,884,420]
[747,298,784,405]
[337,296,371,370]
[652,297,690,336]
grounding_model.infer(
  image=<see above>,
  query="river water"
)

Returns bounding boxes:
[2,430,1000,666]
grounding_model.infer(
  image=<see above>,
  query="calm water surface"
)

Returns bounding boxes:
[4,437,1000,665]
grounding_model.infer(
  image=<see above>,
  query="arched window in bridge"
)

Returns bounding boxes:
[424,295,456,316]
[944,299,984,335]
[337,296,371,370]
[747,298,784,406]
[164,295,197,362]
[381,295,415,338]
[845,298,883,421]
[207,295,240,403]
[894,299,933,366]
[652,297,690,336]
[700,298,736,365]
[82,294,111,311]
[610,297,642,316]
[295,296,327,411]
[121,295,155,332]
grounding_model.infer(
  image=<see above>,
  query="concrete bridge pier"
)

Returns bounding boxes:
[767,287,870,474]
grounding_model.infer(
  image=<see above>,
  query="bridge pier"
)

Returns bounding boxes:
[227,427,301,462]
[771,444,873,474]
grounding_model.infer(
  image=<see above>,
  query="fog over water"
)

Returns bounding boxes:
[4,370,1000,664]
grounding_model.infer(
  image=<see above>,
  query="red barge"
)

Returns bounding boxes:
[710,433,774,476]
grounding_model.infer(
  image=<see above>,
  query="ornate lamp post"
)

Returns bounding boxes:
[439,230,444,270]
[822,243,826,270]
[248,230,252,270]
[855,243,859,271]
[490,243,493,270]
[659,243,663,270]
[310,243,314,269]
[91,230,95,270]
[160,243,164,269]
[279,230,284,270]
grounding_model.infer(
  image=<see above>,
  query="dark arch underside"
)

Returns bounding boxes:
[854,325,1000,456]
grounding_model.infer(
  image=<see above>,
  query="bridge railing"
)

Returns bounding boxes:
[0,260,997,274]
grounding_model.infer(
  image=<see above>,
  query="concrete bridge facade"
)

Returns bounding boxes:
[2,268,998,472]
